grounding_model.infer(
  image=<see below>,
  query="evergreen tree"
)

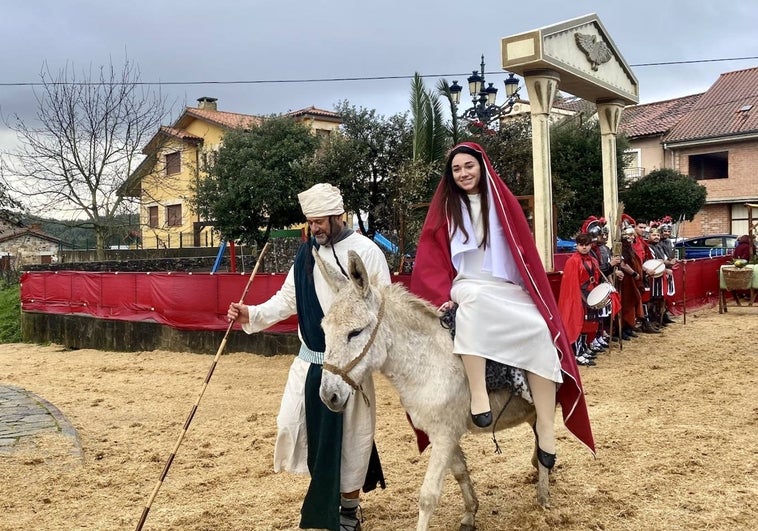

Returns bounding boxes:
[621,168,707,222]
[192,116,319,247]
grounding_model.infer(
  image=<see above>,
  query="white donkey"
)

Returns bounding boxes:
[315,250,549,531]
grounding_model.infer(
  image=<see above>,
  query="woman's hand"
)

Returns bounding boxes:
[438,300,455,313]
[227,302,250,324]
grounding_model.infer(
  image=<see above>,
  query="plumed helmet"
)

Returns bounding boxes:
[581,216,602,238]
[621,213,636,235]
[658,215,673,232]
[597,217,609,235]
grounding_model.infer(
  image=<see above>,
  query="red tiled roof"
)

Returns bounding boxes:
[286,106,341,121]
[553,96,596,115]
[619,93,703,139]
[664,67,758,143]
[0,227,62,244]
[140,125,203,155]
[159,126,203,142]
[181,108,261,129]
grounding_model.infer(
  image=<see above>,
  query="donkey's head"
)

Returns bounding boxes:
[314,249,387,412]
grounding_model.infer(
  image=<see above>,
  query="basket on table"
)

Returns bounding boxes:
[722,266,753,290]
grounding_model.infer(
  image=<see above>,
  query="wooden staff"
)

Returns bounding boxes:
[615,282,623,351]
[673,214,686,324]
[596,268,621,351]
[135,242,271,531]
[610,202,625,351]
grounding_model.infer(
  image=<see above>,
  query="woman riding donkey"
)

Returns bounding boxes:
[410,142,595,471]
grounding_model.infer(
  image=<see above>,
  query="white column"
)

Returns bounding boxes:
[596,99,626,251]
[524,70,560,271]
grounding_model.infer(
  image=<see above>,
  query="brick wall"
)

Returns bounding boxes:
[674,140,758,237]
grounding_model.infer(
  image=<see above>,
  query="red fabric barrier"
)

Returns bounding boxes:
[20,257,726,333]
[20,271,299,332]
[666,256,730,314]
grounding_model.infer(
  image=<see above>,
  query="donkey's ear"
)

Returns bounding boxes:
[312,247,348,293]
[347,250,371,298]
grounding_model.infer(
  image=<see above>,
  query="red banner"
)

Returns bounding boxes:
[20,257,726,333]
[21,271,414,333]
[21,271,300,332]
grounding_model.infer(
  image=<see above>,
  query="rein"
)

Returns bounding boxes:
[322,296,386,400]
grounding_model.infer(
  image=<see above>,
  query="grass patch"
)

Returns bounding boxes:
[0,285,22,343]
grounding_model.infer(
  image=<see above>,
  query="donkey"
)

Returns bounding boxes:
[315,249,550,531]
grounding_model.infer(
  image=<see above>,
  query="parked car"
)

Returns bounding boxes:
[674,234,738,259]
[556,237,576,253]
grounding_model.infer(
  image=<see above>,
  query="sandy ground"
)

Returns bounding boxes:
[0,304,756,531]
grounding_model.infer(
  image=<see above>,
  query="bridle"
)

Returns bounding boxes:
[322,296,386,398]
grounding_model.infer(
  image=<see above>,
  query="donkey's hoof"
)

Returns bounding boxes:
[537,494,551,509]
[459,524,476,531]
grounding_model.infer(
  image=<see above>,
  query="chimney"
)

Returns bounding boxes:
[197,97,218,111]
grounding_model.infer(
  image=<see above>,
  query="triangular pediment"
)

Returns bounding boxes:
[502,14,638,104]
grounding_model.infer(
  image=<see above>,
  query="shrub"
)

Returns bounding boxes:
[0,285,21,343]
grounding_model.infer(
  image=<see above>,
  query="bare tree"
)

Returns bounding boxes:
[1,58,170,259]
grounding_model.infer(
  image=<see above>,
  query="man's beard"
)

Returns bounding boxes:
[314,232,331,245]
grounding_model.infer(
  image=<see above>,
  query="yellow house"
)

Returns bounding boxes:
[121,97,341,249]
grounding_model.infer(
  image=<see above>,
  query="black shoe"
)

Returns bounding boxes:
[471,411,492,428]
[662,313,676,325]
[623,328,638,338]
[537,447,556,470]
[641,321,661,334]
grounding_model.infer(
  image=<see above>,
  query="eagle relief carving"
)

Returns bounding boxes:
[575,32,612,71]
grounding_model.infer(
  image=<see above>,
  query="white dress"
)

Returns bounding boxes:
[450,195,563,384]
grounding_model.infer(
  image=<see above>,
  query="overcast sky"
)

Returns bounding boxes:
[1,0,757,152]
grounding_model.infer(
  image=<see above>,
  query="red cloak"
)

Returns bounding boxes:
[558,252,600,345]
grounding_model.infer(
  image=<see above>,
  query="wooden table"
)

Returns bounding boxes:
[718,265,757,313]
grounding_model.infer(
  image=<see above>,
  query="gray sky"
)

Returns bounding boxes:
[1,0,757,152]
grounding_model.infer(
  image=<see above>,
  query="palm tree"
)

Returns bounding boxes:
[409,73,449,164]
[435,79,466,145]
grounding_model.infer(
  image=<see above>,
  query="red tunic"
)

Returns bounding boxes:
[410,142,595,455]
[558,252,601,344]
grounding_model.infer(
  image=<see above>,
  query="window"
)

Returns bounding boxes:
[689,151,728,180]
[623,149,643,181]
[166,204,182,227]
[165,151,181,175]
[148,206,159,228]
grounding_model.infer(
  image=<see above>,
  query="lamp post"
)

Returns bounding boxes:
[448,55,521,126]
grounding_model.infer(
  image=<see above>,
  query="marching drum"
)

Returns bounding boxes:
[642,259,666,278]
[587,283,615,309]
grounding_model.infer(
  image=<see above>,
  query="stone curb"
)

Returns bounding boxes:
[0,385,83,461]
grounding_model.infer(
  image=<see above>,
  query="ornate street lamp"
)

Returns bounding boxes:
[448,55,521,125]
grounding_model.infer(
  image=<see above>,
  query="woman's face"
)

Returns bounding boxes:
[451,153,482,194]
